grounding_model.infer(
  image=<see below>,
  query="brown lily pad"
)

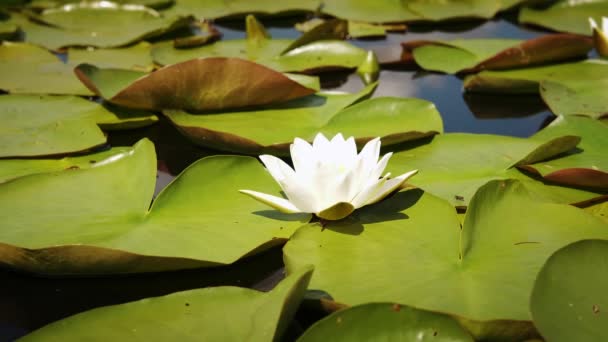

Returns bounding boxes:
[398,34,593,74]
[75,57,317,112]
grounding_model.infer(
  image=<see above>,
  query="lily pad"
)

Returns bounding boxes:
[284,180,608,339]
[0,94,157,157]
[164,0,317,20]
[531,240,608,342]
[20,266,313,341]
[0,139,310,275]
[0,15,17,40]
[16,2,189,49]
[464,59,608,119]
[29,0,174,10]
[0,42,92,95]
[164,85,443,155]
[298,303,474,342]
[152,16,369,74]
[385,133,604,208]
[67,42,155,72]
[520,116,608,190]
[75,58,316,112]
[400,34,592,74]
[519,0,608,35]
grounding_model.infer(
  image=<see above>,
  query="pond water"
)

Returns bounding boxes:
[0,13,575,341]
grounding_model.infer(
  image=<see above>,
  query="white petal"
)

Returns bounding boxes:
[372,152,392,180]
[312,133,330,151]
[239,190,301,213]
[290,137,315,174]
[365,169,419,205]
[343,136,358,161]
[590,17,598,30]
[603,17,608,32]
[330,133,345,145]
[359,137,381,165]
[259,155,317,212]
[351,177,387,209]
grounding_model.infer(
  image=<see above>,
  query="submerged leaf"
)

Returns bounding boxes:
[75,58,317,112]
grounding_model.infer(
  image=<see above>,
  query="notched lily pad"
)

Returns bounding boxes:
[299,303,474,342]
[0,139,310,275]
[284,179,608,339]
[75,57,317,112]
[16,2,190,49]
[0,94,156,157]
[164,85,443,155]
[520,116,608,190]
[531,240,608,342]
[385,132,603,208]
[399,34,592,74]
[21,266,313,341]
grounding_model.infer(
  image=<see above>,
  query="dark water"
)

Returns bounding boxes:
[0,14,564,341]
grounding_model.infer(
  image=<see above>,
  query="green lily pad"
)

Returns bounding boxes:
[520,116,608,190]
[298,303,474,342]
[164,0,317,20]
[0,42,92,95]
[75,58,316,112]
[152,16,368,73]
[519,0,608,35]
[282,19,348,54]
[0,139,310,275]
[0,16,17,40]
[284,180,608,339]
[531,240,608,342]
[16,2,189,49]
[585,201,608,222]
[0,94,157,157]
[164,86,443,155]
[295,18,406,38]
[20,266,313,341]
[400,34,592,74]
[0,146,132,184]
[385,133,604,208]
[67,42,155,72]
[464,59,608,119]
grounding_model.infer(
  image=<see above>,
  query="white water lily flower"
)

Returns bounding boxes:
[240,133,418,220]
[589,17,608,58]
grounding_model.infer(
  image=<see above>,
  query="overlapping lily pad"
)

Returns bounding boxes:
[0,139,311,275]
[20,266,313,341]
[15,2,189,49]
[298,303,474,341]
[464,59,608,119]
[151,17,369,75]
[531,240,608,342]
[67,42,155,71]
[519,0,608,35]
[0,94,157,157]
[75,58,316,112]
[399,34,592,74]
[384,133,604,208]
[164,85,443,155]
[0,42,92,95]
[284,180,608,339]
[521,116,608,189]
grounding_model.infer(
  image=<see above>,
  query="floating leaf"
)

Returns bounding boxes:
[0,139,311,275]
[385,133,604,208]
[21,266,313,341]
[75,58,316,112]
[28,0,174,10]
[399,34,592,74]
[0,42,92,95]
[356,51,380,85]
[298,303,474,342]
[164,86,443,155]
[15,2,189,49]
[152,16,368,73]
[0,15,17,40]
[520,116,608,189]
[464,59,608,119]
[0,94,157,157]
[531,240,608,342]
[67,42,155,72]
[282,19,348,54]
[519,0,608,35]
[164,0,317,20]
[284,180,608,340]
